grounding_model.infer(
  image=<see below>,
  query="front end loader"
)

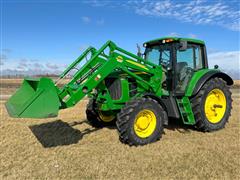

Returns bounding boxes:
[6,37,233,146]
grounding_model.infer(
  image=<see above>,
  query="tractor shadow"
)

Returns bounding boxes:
[29,119,102,148]
[164,118,194,133]
[29,117,193,148]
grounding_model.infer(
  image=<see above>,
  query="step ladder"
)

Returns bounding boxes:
[176,97,195,125]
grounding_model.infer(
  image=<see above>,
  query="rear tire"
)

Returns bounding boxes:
[191,78,232,132]
[116,97,166,146]
[86,99,115,128]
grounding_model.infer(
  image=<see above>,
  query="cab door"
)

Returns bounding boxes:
[174,43,205,95]
[144,44,173,92]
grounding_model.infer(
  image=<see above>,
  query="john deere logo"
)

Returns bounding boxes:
[116,56,123,63]
[95,74,101,81]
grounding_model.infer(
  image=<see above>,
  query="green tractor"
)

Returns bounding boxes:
[6,37,233,146]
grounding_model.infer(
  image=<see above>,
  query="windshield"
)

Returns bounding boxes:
[144,45,171,68]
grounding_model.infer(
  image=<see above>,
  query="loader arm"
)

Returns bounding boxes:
[58,40,163,108]
[6,41,163,118]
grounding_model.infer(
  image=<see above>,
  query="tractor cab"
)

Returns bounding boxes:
[143,37,208,95]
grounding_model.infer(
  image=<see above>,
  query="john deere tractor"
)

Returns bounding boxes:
[6,37,233,146]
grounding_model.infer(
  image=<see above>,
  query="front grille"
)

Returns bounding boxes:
[105,78,122,100]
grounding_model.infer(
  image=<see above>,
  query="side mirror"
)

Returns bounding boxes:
[179,41,187,51]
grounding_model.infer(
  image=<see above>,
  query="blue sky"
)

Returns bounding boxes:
[1,0,239,78]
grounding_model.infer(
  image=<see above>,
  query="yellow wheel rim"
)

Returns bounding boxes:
[99,111,115,122]
[204,89,226,124]
[134,109,157,138]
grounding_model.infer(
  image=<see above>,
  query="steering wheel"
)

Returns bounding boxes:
[160,58,170,70]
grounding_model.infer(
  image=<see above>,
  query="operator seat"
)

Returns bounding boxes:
[176,62,188,91]
[176,62,188,77]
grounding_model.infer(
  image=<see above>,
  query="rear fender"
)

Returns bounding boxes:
[185,70,233,97]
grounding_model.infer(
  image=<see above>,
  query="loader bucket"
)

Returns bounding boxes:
[5,77,61,118]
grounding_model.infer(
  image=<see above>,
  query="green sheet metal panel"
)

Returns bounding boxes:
[185,69,219,97]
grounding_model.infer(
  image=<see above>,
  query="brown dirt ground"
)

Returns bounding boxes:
[0,80,239,179]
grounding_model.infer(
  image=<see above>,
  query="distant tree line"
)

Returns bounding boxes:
[0,73,59,78]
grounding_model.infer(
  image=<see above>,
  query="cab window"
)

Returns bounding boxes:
[175,45,195,93]
[177,48,194,68]
[195,46,203,70]
[145,47,160,65]
[144,45,171,67]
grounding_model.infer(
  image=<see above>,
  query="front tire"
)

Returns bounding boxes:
[86,99,116,128]
[116,97,167,146]
[191,77,232,132]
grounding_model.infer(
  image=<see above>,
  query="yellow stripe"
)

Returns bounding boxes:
[134,72,148,75]
[126,60,149,71]
[121,72,148,76]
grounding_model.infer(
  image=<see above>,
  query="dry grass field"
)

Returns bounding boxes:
[0,79,239,179]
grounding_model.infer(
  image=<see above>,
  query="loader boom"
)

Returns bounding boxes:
[57,40,163,109]
[6,41,163,118]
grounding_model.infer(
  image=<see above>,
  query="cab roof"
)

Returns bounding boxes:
[144,37,205,45]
